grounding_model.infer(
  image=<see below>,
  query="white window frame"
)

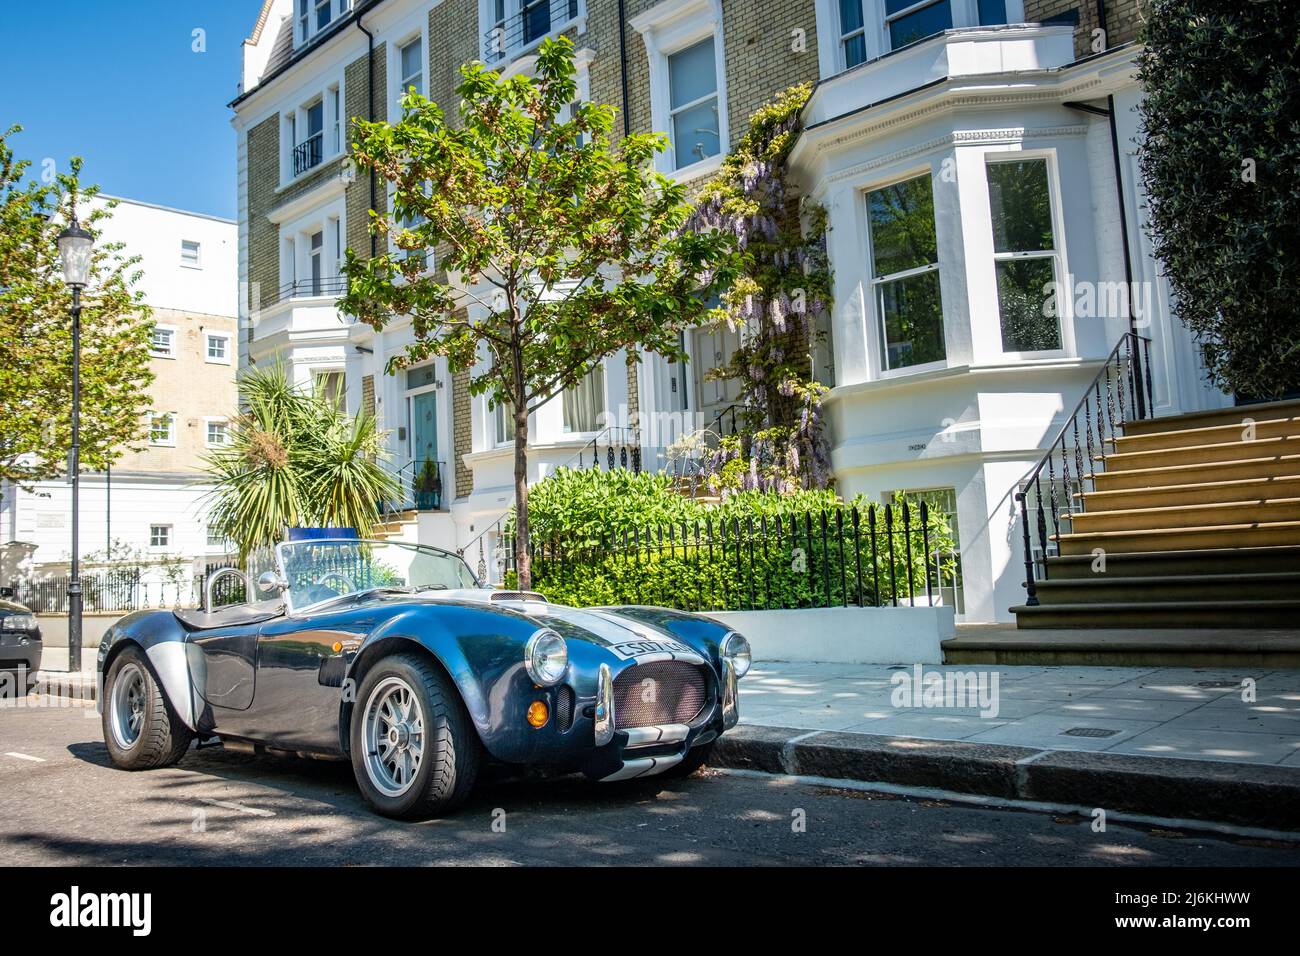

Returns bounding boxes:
[205,526,230,552]
[561,361,607,436]
[494,397,517,448]
[864,167,948,376]
[149,524,172,550]
[280,71,346,187]
[149,324,177,358]
[279,199,347,298]
[631,0,729,180]
[813,0,1024,78]
[478,0,588,68]
[204,417,231,448]
[315,368,346,406]
[387,19,430,123]
[148,411,177,447]
[205,332,232,364]
[295,0,353,48]
[984,149,1070,360]
[180,239,202,269]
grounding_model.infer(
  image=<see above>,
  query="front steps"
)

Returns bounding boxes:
[1013,399,1300,630]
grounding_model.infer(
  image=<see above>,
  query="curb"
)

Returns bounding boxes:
[715,724,1300,832]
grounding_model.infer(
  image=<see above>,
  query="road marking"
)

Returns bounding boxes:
[4,752,45,762]
[198,798,276,818]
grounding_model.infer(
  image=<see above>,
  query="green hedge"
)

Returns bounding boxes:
[508,468,955,611]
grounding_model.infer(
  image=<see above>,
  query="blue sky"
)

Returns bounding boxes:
[0,1,256,219]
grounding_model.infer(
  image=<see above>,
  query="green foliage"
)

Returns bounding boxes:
[203,364,401,559]
[339,36,739,585]
[505,468,956,611]
[1137,1,1300,398]
[689,84,834,492]
[0,126,154,485]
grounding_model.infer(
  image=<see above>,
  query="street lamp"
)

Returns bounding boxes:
[57,217,93,673]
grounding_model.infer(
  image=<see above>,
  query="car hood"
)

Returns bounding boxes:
[405,589,712,664]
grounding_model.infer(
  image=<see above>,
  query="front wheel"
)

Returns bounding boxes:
[350,654,480,819]
[102,646,194,769]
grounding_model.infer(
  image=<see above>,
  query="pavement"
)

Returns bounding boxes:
[738,662,1300,767]
[1,703,1298,866]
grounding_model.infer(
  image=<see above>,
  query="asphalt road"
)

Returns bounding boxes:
[2,701,1298,867]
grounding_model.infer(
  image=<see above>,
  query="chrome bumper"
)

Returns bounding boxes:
[594,658,738,782]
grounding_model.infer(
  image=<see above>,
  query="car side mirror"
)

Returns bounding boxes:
[258,571,289,594]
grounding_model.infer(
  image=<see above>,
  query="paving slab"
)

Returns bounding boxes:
[1105,727,1300,765]
[964,713,1163,752]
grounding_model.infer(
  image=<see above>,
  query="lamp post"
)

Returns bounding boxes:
[57,217,93,673]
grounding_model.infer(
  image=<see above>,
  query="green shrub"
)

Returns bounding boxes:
[506,468,956,611]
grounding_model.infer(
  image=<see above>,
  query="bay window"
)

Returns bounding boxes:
[986,158,1061,352]
[867,173,946,371]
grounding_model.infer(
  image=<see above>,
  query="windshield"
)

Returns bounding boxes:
[275,539,479,609]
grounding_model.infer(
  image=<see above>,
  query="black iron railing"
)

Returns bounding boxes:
[292,132,324,176]
[1017,332,1153,605]
[379,459,448,518]
[276,275,348,302]
[572,426,642,473]
[482,0,580,62]
[500,501,951,612]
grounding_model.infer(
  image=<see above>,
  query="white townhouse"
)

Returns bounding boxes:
[233,0,1228,622]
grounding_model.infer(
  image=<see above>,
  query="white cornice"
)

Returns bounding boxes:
[267,167,353,224]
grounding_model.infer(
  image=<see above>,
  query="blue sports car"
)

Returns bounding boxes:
[96,537,751,818]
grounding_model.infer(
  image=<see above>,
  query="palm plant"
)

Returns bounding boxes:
[204,363,400,559]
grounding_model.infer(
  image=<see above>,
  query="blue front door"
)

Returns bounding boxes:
[411,391,439,508]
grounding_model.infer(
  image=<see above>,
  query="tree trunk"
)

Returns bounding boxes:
[512,398,532,591]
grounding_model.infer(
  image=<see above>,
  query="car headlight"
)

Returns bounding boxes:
[3,613,37,633]
[525,628,568,686]
[721,631,752,679]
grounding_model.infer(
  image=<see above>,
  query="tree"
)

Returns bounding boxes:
[1137,0,1300,398]
[340,37,737,587]
[204,363,401,560]
[0,126,154,485]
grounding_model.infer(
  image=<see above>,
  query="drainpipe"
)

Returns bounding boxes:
[356,7,378,257]
[1064,98,1145,417]
[1096,0,1108,47]
[617,0,631,136]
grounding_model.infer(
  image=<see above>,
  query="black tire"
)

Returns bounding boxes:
[662,741,715,779]
[350,653,480,819]
[102,645,194,770]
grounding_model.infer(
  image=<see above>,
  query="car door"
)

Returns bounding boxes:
[242,609,369,754]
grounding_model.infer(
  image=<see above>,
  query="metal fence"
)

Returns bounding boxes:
[510,501,958,613]
[14,560,247,614]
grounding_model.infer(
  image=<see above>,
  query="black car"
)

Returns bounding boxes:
[0,597,42,686]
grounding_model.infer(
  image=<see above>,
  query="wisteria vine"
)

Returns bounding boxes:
[688,83,834,494]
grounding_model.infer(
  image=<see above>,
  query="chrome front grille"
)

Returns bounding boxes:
[612,661,708,730]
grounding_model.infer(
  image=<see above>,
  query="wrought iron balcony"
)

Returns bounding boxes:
[292,132,324,176]
[482,0,580,63]
[276,274,348,303]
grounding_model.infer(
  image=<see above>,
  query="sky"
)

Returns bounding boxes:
[0,1,257,220]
